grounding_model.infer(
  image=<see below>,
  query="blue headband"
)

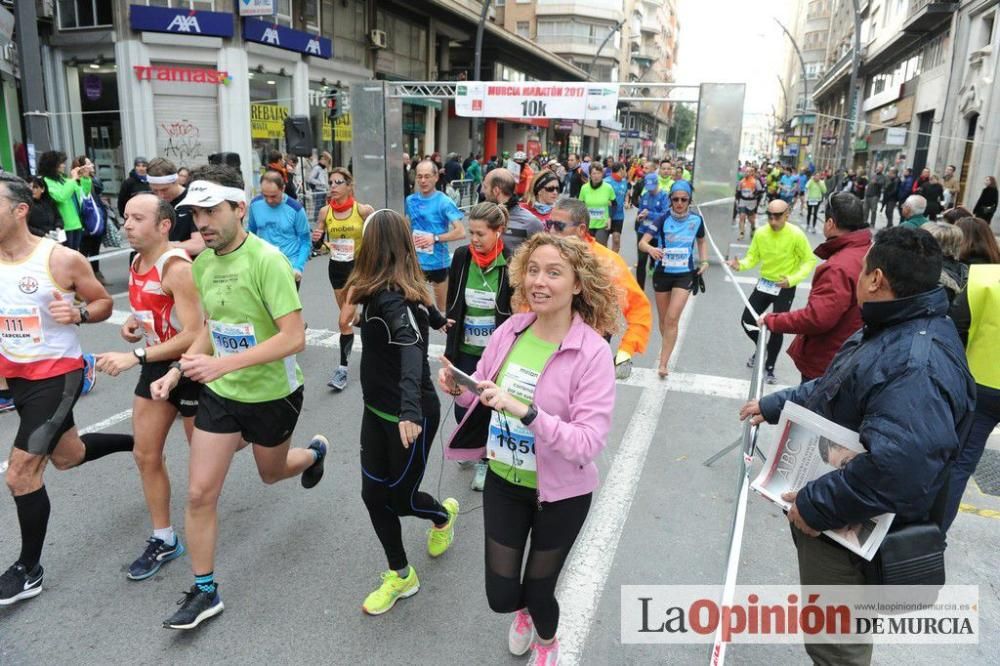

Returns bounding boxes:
[670,180,692,196]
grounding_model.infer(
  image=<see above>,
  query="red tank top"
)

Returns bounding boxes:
[128,248,191,346]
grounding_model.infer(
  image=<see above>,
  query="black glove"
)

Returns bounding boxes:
[689,274,706,296]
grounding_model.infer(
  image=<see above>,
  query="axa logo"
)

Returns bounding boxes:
[262,27,281,45]
[167,12,202,34]
[305,38,321,55]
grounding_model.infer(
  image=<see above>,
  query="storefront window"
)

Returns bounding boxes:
[249,71,293,182]
[76,65,123,197]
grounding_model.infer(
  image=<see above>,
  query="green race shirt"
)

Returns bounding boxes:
[487,326,558,489]
[579,182,617,230]
[460,254,505,356]
[192,232,305,402]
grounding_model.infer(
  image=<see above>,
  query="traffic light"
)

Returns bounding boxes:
[327,91,344,122]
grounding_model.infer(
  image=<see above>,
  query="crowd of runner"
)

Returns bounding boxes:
[0,144,997,666]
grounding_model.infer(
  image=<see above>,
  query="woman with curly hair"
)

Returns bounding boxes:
[439,234,618,666]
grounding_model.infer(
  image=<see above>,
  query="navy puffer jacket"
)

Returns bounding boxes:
[760,288,976,532]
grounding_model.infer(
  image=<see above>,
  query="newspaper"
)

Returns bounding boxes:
[751,402,894,561]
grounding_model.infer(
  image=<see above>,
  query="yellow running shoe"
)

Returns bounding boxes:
[362,567,420,616]
[427,497,459,557]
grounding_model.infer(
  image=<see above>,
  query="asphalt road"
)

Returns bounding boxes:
[1,205,997,665]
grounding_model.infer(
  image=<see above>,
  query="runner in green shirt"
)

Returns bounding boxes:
[151,165,328,631]
[578,164,617,247]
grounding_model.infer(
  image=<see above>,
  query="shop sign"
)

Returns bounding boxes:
[238,0,275,17]
[133,65,232,85]
[879,104,899,123]
[455,82,618,121]
[129,4,234,38]
[242,18,332,59]
[251,103,288,140]
[622,130,640,138]
[554,121,574,131]
[886,127,907,146]
[853,138,869,152]
[333,115,352,142]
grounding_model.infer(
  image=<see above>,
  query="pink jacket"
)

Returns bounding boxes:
[445,312,616,502]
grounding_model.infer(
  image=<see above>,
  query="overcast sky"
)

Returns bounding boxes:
[674,0,795,129]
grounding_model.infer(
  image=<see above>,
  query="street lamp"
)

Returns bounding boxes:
[774,17,809,170]
[841,0,863,170]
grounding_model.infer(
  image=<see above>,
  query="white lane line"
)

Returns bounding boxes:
[553,301,696,665]
[724,275,811,290]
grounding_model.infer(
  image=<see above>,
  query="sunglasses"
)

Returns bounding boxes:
[671,197,689,203]
[539,185,560,193]
[330,179,347,186]
[766,211,786,219]
[544,220,575,232]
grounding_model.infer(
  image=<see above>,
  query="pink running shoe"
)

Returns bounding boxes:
[531,638,560,665]
[508,608,535,656]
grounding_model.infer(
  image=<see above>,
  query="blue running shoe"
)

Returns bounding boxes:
[82,353,96,395]
[163,585,224,630]
[127,537,185,581]
[0,396,14,414]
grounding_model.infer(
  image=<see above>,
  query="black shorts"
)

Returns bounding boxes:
[653,270,694,292]
[134,361,201,418]
[328,259,355,291]
[422,267,449,284]
[8,369,84,456]
[610,218,624,234]
[194,386,303,447]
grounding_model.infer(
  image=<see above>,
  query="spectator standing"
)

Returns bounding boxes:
[942,164,961,209]
[863,164,884,226]
[899,195,929,229]
[957,216,1000,266]
[919,174,945,220]
[882,167,900,228]
[972,176,998,224]
[118,156,151,218]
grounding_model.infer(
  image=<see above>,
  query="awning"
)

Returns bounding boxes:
[404,97,442,111]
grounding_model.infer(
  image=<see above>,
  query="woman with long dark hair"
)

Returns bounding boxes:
[37,150,90,251]
[973,176,998,224]
[73,155,108,284]
[440,234,618,664]
[957,216,1000,265]
[344,209,458,616]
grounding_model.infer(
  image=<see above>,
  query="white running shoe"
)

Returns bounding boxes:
[509,609,536,656]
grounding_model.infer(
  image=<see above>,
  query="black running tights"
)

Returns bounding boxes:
[740,286,797,370]
[360,408,447,571]
[483,470,591,641]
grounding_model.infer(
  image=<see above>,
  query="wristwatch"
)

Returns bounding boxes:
[133,348,147,366]
[433,234,440,243]
[77,306,90,323]
[520,403,539,426]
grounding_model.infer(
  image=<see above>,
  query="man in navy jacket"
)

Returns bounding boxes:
[740,226,975,666]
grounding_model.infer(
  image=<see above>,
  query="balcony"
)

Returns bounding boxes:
[903,0,958,34]
[535,1,624,23]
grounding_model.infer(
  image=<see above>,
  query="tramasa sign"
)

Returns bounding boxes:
[129,5,234,38]
[242,19,332,59]
[133,65,232,86]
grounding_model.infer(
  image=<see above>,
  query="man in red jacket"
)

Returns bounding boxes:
[760,192,872,382]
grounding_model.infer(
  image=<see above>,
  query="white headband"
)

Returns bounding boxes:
[147,174,178,185]
[175,180,247,208]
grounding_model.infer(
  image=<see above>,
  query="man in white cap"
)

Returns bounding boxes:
[153,164,328,631]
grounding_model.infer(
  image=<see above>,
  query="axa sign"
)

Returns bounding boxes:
[129,4,234,38]
[242,18,332,59]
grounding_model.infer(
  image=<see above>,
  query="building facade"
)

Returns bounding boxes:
[777,0,831,168]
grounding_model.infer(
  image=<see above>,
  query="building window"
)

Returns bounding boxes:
[274,0,293,27]
[978,11,995,49]
[495,0,506,6]
[57,0,114,29]
[516,21,530,38]
[142,0,217,9]
[324,0,365,64]
[923,32,948,69]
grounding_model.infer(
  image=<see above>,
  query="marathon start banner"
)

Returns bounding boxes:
[454,82,619,121]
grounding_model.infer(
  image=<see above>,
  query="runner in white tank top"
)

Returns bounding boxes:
[95,193,205,581]
[0,172,132,608]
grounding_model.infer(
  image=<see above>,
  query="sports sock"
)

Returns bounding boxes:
[340,333,354,367]
[153,526,176,546]
[15,487,50,570]
[194,572,216,594]
[81,433,135,463]
[395,566,410,580]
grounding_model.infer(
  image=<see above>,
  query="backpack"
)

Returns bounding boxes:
[80,193,106,237]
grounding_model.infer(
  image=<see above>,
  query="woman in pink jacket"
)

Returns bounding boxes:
[438,234,618,666]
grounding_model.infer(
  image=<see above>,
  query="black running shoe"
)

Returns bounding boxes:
[0,562,43,606]
[127,537,185,581]
[163,585,224,630]
[301,435,329,489]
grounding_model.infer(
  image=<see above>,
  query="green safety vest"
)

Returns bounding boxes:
[967,264,1000,389]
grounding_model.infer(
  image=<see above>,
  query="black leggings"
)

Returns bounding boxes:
[740,286,797,370]
[807,203,820,229]
[483,471,591,641]
[360,408,448,571]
